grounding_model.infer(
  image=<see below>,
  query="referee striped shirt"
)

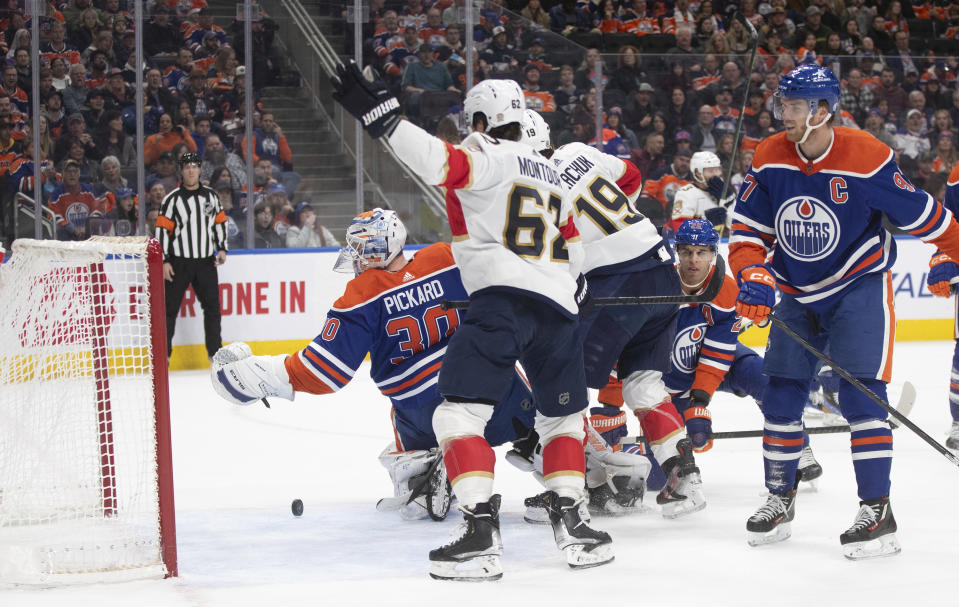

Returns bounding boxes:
[155,184,228,259]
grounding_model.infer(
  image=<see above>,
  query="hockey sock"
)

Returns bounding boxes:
[636,400,685,464]
[761,378,808,493]
[950,343,959,421]
[542,436,586,500]
[442,435,495,509]
[842,379,893,500]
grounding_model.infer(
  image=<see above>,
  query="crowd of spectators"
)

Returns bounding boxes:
[0,0,341,252]
[354,0,959,217]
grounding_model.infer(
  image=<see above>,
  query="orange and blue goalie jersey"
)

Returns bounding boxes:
[285,243,468,411]
[730,127,959,307]
[664,268,742,397]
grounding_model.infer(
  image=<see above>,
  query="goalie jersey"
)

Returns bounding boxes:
[663,267,743,398]
[284,243,467,411]
[550,142,672,276]
[730,127,959,306]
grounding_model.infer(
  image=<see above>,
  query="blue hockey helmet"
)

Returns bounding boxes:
[675,218,719,249]
[773,64,841,120]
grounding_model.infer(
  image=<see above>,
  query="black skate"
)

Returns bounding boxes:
[406,455,452,521]
[840,496,901,560]
[656,438,706,519]
[947,421,959,451]
[429,495,503,581]
[522,491,551,525]
[545,492,614,569]
[747,472,800,546]
[798,444,823,483]
[588,476,646,516]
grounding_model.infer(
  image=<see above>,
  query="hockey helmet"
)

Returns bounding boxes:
[178,152,201,169]
[690,151,721,186]
[464,79,525,130]
[333,208,407,274]
[674,218,719,250]
[519,109,551,152]
[773,64,840,120]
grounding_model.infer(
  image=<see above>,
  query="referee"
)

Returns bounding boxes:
[155,152,228,361]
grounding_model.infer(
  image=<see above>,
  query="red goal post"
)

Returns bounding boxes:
[0,236,177,584]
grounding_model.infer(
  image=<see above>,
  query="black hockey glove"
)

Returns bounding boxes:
[330,60,401,139]
[575,273,591,312]
[706,176,736,207]
[704,206,727,227]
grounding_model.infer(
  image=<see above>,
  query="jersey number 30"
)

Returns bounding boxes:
[385,304,461,364]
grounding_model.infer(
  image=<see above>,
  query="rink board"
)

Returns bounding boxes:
[165,238,956,369]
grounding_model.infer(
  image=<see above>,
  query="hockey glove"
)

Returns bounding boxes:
[928,251,959,298]
[683,389,713,452]
[330,60,401,139]
[706,176,736,207]
[575,273,591,312]
[736,264,776,324]
[703,206,727,227]
[589,406,628,447]
[211,342,295,406]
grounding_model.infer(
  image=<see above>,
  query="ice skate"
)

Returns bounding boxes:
[747,473,800,546]
[656,438,706,519]
[523,491,551,525]
[429,495,503,581]
[545,492,614,569]
[946,421,959,451]
[588,476,646,516]
[798,445,823,485]
[840,497,901,560]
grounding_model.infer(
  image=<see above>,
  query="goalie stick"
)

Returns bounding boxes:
[441,256,727,310]
[712,381,916,439]
[766,313,959,468]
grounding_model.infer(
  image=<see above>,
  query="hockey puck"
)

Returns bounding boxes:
[291,499,304,517]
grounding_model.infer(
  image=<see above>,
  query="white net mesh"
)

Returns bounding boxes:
[0,237,170,584]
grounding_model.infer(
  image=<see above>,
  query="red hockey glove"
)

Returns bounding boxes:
[928,252,959,298]
[736,264,776,324]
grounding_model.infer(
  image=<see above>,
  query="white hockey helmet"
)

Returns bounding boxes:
[690,151,722,186]
[464,78,525,130]
[519,109,551,152]
[333,208,407,274]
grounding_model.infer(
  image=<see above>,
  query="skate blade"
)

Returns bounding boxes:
[523,506,550,525]
[429,555,503,581]
[661,492,706,519]
[564,544,614,569]
[842,533,902,560]
[799,467,823,482]
[747,522,791,547]
[588,503,650,517]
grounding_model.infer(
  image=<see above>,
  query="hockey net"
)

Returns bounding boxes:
[0,236,177,585]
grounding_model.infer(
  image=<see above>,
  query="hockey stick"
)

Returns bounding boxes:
[440,256,727,310]
[765,313,959,467]
[717,12,760,218]
[713,382,916,439]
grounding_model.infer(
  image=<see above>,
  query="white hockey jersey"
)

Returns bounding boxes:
[551,142,670,274]
[388,120,583,315]
[671,183,734,228]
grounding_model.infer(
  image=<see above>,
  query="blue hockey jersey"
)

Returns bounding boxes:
[730,128,959,307]
[663,268,742,397]
[285,243,467,411]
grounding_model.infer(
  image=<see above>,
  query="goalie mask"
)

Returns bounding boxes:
[333,208,407,274]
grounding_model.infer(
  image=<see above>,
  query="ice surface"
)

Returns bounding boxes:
[4,341,957,606]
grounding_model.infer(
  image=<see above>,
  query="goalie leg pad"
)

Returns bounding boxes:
[211,347,294,405]
[376,446,450,520]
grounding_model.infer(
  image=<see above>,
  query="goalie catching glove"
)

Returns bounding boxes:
[927,251,959,298]
[330,60,401,139]
[211,342,295,406]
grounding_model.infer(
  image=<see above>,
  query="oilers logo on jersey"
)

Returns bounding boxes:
[775,196,840,261]
[671,323,707,374]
